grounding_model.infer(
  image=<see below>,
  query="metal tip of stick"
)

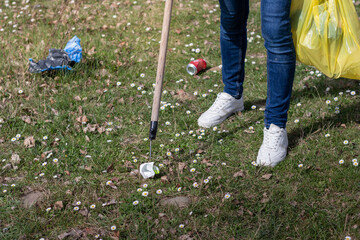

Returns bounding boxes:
[149,140,152,161]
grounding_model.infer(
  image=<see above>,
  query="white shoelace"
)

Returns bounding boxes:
[209,94,231,112]
[264,129,281,150]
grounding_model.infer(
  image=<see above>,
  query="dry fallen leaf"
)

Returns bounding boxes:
[261,173,272,180]
[74,96,82,101]
[178,162,186,174]
[76,115,88,123]
[201,159,213,166]
[24,136,35,148]
[161,175,169,183]
[54,201,64,210]
[173,89,195,102]
[233,170,244,178]
[21,116,31,124]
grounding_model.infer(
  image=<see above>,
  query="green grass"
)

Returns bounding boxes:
[0,0,359,239]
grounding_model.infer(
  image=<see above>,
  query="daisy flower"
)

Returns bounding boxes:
[186,110,191,114]
[175,133,180,137]
[193,159,197,163]
[345,236,351,240]
[111,225,117,231]
[198,136,203,139]
[130,83,136,87]
[52,158,58,163]
[133,200,139,206]
[212,126,218,131]
[159,163,164,167]
[166,151,172,157]
[353,162,358,167]
[298,164,303,168]
[142,183,148,188]
[11,137,17,142]
[160,144,165,148]
[116,81,122,86]
[325,100,331,105]
[224,193,231,199]
[343,140,349,145]
[251,161,258,166]
[137,188,143,192]
[11,184,15,187]
[175,148,180,152]
[334,97,339,101]
[76,201,82,205]
[45,207,51,212]
[165,121,171,125]
[190,168,196,173]
[43,136,48,140]
[251,105,257,110]
[140,73,145,78]
[294,119,299,123]
[204,179,209,184]
[179,224,185,228]
[352,158,358,163]
[193,182,199,188]
[350,91,356,96]
[156,189,163,194]
[177,187,182,192]
[296,102,302,107]
[339,159,344,164]
[142,191,149,197]
[90,204,96,209]
[106,180,112,186]
[325,133,330,138]
[3,189,7,193]
[16,134,21,139]
[18,89,23,94]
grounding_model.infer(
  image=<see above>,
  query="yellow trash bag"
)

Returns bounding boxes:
[290,0,360,80]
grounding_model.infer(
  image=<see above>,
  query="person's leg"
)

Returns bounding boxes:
[220,0,249,99]
[257,0,296,167]
[261,0,296,128]
[198,0,249,128]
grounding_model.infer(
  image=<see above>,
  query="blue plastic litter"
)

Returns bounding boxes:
[29,36,82,73]
[64,36,82,63]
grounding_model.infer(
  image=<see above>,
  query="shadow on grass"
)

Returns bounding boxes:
[287,102,360,149]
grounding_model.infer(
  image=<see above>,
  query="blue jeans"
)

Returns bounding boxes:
[219,0,296,128]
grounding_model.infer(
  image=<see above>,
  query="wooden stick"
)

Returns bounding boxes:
[149,0,173,140]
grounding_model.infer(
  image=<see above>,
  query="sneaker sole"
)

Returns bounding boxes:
[198,106,244,128]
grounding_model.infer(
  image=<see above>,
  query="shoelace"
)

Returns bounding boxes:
[264,129,281,150]
[209,94,231,112]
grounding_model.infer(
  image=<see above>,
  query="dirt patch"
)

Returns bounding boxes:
[21,191,45,208]
[159,196,191,208]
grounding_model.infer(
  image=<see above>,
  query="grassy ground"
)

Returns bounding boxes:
[0,0,359,239]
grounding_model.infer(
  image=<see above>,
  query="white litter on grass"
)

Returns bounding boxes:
[139,162,159,179]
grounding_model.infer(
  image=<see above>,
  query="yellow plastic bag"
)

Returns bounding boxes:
[291,0,360,80]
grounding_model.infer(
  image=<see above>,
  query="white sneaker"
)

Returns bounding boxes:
[198,92,244,128]
[256,124,288,167]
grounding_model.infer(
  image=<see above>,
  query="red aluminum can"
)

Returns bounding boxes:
[187,58,207,75]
